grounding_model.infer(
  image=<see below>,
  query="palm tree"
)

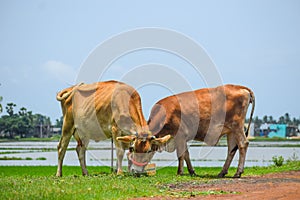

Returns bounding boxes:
[269,116,275,123]
[6,103,16,116]
[263,115,268,123]
[278,116,285,124]
[284,113,291,124]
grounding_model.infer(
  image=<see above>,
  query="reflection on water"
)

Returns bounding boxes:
[0,141,299,168]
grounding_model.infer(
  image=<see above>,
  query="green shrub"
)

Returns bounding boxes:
[272,155,284,167]
[36,157,47,160]
[0,156,21,160]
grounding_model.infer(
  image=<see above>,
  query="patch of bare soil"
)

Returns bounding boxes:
[191,170,300,200]
[139,170,300,200]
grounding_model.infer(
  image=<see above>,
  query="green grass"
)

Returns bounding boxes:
[0,161,299,200]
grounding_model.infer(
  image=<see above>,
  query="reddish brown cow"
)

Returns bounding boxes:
[117,84,255,178]
[56,81,151,176]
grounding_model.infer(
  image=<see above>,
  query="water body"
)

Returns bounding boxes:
[0,141,299,168]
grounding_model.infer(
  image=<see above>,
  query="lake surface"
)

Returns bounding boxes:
[0,141,299,168]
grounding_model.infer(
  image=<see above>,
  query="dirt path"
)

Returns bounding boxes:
[176,171,300,200]
[191,170,300,199]
[138,170,300,199]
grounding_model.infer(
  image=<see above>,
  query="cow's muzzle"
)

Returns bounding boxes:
[127,152,148,167]
[127,152,148,175]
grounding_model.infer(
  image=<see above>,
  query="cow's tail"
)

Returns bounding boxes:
[56,82,84,101]
[231,88,255,154]
[56,88,72,101]
[245,88,255,137]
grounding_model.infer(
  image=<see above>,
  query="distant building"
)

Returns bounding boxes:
[32,125,61,138]
[52,127,62,135]
[259,123,299,138]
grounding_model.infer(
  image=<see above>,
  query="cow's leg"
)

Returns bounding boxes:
[127,153,133,172]
[76,143,88,176]
[234,130,249,178]
[74,133,88,176]
[177,154,185,175]
[56,123,74,177]
[218,133,237,178]
[184,149,196,176]
[116,147,125,175]
[176,136,188,175]
[111,126,125,175]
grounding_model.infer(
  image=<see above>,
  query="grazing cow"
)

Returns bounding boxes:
[117,84,255,178]
[55,80,150,176]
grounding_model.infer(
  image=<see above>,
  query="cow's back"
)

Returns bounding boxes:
[57,81,147,141]
[148,85,253,143]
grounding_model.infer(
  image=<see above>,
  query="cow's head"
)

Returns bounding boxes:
[117,133,171,173]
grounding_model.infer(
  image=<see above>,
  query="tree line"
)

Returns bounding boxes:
[0,101,62,139]
[251,113,300,128]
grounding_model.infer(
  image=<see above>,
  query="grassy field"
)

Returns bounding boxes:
[0,161,299,200]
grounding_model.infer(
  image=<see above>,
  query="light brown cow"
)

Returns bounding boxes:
[56,80,150,176]
[117,84,255,178]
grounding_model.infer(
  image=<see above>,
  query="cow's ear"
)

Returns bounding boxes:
[116,135,136,143]
[153,135,171,144]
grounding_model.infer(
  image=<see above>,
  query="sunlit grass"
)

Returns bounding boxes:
[0,161,299,199]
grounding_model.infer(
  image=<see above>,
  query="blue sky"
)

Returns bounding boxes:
[0,0,300,122]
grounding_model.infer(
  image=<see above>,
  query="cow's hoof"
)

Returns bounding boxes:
[217,172,226,178]
[189,171,197,177]
[117,170,123,176]
[82,170,89,176]
[177,171,184,176]
[233,173,241,178]
[56,172,62,177]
